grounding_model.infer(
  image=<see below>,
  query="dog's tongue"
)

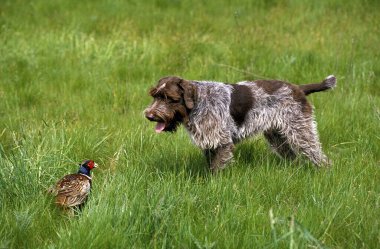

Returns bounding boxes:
[155,122,165,133]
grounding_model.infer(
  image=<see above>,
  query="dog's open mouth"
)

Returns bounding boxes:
[146,114,178,133]
[155,122,166,133]
[146,113,167,133]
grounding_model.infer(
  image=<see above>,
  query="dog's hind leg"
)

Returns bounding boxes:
[264,130,297,160]
[283,120,330,167]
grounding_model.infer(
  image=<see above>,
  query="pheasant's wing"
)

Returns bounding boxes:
[54,174,91,207]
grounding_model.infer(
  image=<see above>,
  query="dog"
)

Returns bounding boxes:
[144,75,336,172]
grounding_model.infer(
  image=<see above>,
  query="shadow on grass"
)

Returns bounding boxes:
[144,146,210,179]
[146,137,325,181]
[234,141,321,174]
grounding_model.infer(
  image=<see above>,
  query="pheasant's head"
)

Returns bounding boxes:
[78,160,98,176]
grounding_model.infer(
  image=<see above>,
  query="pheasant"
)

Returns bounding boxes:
[50,160,97,212]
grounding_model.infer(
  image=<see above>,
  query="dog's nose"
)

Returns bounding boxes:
[145,113,155,121]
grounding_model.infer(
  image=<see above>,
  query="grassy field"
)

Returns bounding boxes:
[0,0,379,248]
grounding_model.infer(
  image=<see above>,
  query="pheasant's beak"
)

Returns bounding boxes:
[94,163,98,168]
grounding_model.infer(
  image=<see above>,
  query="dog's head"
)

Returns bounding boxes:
[144,76,196,133]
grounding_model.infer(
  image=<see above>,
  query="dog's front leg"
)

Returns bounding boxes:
[204,143,234,173]
[203,149,215,167]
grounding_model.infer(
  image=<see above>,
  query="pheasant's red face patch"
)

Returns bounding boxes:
[87,160,95,169]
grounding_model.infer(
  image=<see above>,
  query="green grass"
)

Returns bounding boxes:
[0,0,379,248]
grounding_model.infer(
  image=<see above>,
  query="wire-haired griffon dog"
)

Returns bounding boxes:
[144,75,336,172]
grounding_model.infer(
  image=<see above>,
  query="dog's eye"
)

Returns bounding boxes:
[156,95,179,103]
[156,96,166,101]
[168,98,180,104]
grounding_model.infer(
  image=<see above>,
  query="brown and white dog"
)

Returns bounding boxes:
[144,75,336,172]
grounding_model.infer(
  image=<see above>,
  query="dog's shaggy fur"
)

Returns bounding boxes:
[144,75,336,172]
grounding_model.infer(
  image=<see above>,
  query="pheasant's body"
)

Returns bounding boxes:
[50,160,97,210]
[54,173,92,207]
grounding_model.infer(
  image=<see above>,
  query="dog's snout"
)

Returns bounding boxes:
[145,112,156,121]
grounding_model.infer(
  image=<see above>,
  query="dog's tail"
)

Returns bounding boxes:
[299,75,337,96]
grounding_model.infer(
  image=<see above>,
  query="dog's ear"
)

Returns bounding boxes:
[179,80,196,109]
